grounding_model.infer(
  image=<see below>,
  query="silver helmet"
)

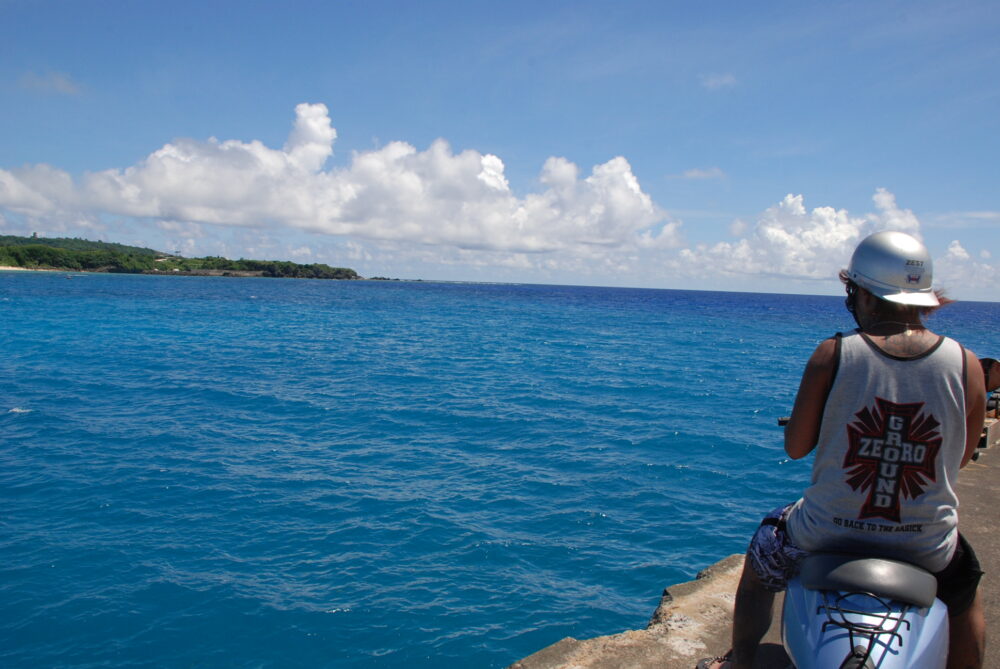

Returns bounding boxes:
[847,231,939,307]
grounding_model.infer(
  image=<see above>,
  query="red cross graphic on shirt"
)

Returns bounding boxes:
[843,398,941,523]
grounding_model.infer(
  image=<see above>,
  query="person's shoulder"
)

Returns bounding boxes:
[938,334,976,359]
[945,335,972,350]
[817,331,849,352]
[808,335,840,367]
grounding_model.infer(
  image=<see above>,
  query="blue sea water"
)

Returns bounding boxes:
[1,272,996,668]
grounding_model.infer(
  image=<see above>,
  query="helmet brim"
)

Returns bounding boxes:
[877,289,940,307]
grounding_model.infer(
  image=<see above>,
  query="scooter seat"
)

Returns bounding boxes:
[798,553,938,608]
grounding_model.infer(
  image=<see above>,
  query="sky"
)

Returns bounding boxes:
[1,0,998,299]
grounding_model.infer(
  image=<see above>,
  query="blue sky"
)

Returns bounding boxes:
[1,0,998,299]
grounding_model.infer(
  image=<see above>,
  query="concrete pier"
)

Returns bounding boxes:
[509,448,1000,669]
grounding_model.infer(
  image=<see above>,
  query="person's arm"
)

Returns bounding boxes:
[962,349,987,468]
[980,358,1000,392]
[785,337,839,459]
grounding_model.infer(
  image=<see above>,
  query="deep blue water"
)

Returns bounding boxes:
[1,272,996,668]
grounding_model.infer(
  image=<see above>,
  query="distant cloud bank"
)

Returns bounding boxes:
[0,102,995,296]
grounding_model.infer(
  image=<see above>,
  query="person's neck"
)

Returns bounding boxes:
[861,320,926,337]
[859,318,937,357]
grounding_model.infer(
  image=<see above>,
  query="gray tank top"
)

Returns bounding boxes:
[785,330,968,572]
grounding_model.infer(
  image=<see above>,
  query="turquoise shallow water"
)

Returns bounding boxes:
[1,273,996,668]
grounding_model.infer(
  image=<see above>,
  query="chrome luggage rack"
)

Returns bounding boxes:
[816,589,911,655]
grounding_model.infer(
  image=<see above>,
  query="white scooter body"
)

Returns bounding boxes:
[782,553,949,668]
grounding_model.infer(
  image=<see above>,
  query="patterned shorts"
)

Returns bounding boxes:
[746,503,809,592]
[746,505,984,613]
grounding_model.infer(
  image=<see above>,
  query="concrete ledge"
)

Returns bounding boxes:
[508,554,788,669]
[982,417,999,449]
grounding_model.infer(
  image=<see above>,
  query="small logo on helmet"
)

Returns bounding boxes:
[905,260,924,267]
[907,274,921,284]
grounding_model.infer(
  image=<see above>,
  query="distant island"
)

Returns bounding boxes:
[0,234,360,280]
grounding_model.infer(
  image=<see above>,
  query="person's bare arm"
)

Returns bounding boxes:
[785,338,838,460]
[962,349,987,468]
[981,358,1000,392]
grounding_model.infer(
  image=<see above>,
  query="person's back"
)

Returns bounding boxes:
[786,329,967,572]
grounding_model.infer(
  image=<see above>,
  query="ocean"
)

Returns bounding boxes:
[1,272,996,668]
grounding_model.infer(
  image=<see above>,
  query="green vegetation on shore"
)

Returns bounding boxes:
[0,235,360,280]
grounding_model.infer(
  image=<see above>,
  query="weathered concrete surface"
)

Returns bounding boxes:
[508,555,787,669]
[954,453,1000,647]
[510,450,1000,669]
[983,416,999,449]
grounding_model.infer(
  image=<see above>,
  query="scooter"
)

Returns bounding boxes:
[781,552,948,668]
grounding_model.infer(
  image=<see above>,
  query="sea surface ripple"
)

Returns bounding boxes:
[1,273,996,667]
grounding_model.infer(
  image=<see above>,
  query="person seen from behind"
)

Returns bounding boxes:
[699,231,987,669]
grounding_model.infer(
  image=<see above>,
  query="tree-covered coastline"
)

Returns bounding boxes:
[0,235,360,280]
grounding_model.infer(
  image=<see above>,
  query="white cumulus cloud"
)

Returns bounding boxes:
[870,187,921,236]
[678,193,867,281]
[935,239,998,295]
[946,239,970,261]
[672,189,997,298]
[0,103,674,259]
